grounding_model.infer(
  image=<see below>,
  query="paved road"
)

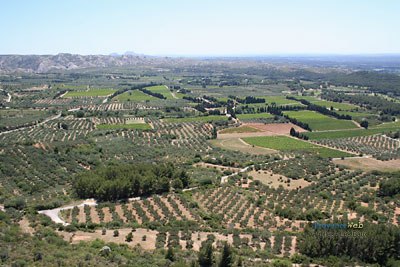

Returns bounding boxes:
[38,199,98,226]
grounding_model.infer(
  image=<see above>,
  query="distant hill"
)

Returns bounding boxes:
[0,53,156,73]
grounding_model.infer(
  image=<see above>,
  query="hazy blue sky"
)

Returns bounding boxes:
[1,0,399,55]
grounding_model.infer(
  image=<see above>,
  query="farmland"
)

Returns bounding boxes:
[284,110,358,131]
[304,127,400,140]
[63,88,116,97]
[0,59,399,267]
[219,125,261,134]
[242,136,354,158]
[163,115,228,123]
[114,89,156,101]
[236,113,274,120]
[145,85,174,99]
[312,100,357,110]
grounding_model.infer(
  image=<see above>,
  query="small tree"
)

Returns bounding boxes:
[198,242,214,267]
[126,232,133,242]
[219,242,234,267]
[113,230,119,237]
[166,246,175,261]
[360,120,368,129]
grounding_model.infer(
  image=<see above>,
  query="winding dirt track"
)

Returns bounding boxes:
[0,113,62,136]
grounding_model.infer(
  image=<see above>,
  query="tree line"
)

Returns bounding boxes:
[321,91,400,116]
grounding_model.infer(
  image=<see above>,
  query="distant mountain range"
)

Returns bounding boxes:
[0,53,157,73]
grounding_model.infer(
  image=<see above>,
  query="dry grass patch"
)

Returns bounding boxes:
[210,138,277,155]
[333,158,400,172]
[248,170,311,189]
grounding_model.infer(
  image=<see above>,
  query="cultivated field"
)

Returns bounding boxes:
[114,89,156,101]
[63,89,116,97]
[284,110,358,131]
[242,136,354,158]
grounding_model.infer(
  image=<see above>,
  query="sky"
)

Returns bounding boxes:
[1,0,399,56]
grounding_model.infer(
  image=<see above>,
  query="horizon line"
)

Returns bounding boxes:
[2,52,400,58]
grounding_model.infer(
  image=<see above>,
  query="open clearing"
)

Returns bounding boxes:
[284,110,358,131]
[210,137,277,154]
[217,123,307,139]
[242,136,354,158]
[333,157,400,172]
[248,170,312,189]
[247,123,307,134]
[63,89,116,97]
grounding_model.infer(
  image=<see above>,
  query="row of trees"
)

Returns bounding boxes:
[286,96,352,120]
[322,91,400,116]
[138,88,166,100]
[109,82,157,99]
[73,163,190,201]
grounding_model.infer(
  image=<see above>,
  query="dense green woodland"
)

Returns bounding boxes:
[298,222,400,266]
[74,164,190,201]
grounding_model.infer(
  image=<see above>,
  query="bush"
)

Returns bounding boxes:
[4,198,26,210]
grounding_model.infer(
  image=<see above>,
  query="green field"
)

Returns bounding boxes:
[163,115,228,123]
[263,96,299,105]
[242,136,354,158]
[336,111,377,119]
[293,96,319,102]
[145,85,174,99]
[304,127,400,140]
[372,120,400,128]
[114,90,156,101]
[63,89,116,97]
[219,125,262,134]
[97,123,151,130]
[284,110,358,131]
[313,100,357,110]
[237,113,274,120]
